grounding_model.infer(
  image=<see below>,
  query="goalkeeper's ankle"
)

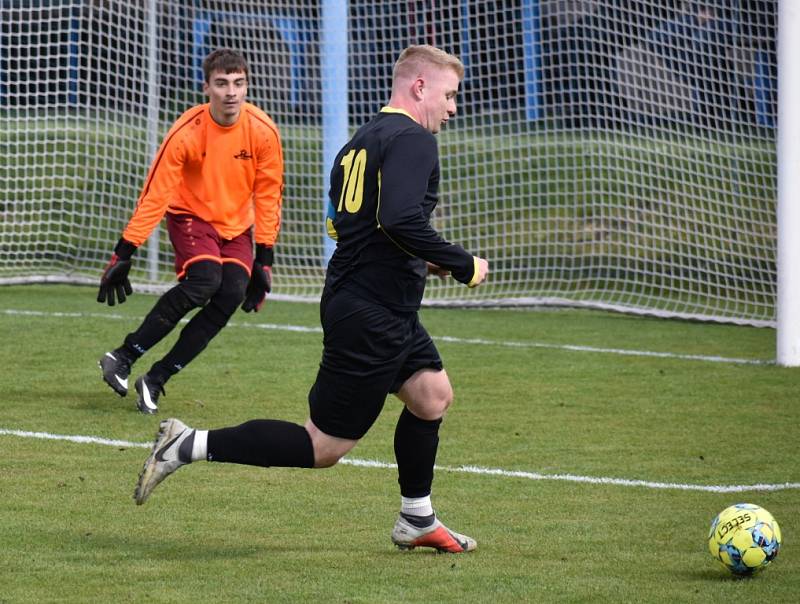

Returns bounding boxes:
[115,344,139,363]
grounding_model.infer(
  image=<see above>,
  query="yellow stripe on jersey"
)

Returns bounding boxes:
[375,169,381,230]
[379,106,417,123]
[467,256,480,288]
[326,217,338,240]
[375,167,416,258]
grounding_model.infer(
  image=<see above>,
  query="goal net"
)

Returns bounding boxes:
[0,1,777,326]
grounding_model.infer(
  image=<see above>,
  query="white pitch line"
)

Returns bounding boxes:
[434,335,770,365]
[2,427,797,494]
[342,458,800,493]
[0,308,772,365]
[0,428,149,449]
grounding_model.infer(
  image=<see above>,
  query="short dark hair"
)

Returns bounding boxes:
[202,49,248,83]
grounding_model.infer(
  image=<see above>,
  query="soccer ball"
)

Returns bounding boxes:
[707,503,782,575]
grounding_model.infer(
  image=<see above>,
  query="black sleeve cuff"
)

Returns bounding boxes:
[255,244,274,266]
[114,238,137,260]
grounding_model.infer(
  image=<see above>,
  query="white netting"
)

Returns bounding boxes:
[0,1,777,325]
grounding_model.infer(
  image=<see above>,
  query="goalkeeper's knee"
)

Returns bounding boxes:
[219,263,249,305]
[204,264,250,327]
[180,261,224,306]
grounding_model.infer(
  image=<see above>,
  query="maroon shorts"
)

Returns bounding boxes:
[166,213,253,279]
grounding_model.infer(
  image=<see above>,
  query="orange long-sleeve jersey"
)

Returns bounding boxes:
[122,102,284,248]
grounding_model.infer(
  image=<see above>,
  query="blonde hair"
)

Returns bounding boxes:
[392,45,464,82]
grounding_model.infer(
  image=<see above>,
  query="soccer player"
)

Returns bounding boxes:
[134,45,489,553]
[97,49,284,414]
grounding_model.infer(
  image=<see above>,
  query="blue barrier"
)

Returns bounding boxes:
[522,0,542,121]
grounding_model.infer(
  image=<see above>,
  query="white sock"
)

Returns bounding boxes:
[401,495,433,517]
[191,430,208,462]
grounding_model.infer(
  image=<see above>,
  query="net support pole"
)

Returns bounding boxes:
[522,0,542,121]
[145,0,161,281]
[321,0,348,265]
[777,0,800,365]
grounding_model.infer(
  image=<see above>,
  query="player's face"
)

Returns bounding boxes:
[204,70,248,126]
[420,67,460,134]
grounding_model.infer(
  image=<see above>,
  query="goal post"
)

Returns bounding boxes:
[144,0,161,283]
[777,0,800,366]
[321,0,348,265]
[0,1,780,332]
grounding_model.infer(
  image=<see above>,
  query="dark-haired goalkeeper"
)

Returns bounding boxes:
[134,45,489,553]
[96,49,284,414]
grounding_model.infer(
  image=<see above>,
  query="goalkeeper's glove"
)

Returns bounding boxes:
[241,244,273,312]
[97,238,137,306]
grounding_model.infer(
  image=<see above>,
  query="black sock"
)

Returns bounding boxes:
[149,265,247,384]
[207,420,315,468]
[123,286,197,357]
[394,407,442,498]
[113,345,138,364]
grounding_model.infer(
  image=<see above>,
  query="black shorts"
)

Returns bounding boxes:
[308,287,443,440]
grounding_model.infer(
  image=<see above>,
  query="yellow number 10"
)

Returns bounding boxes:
[337,149,367,213]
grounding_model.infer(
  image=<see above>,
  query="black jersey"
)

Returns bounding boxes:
[324,108,476,311]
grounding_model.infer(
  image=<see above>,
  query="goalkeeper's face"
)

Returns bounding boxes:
[204,70,248,126]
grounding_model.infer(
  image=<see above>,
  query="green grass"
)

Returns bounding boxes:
[1,284,798,603]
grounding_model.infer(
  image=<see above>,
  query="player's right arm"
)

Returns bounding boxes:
[121,120,188,247]
[98,115,188,305]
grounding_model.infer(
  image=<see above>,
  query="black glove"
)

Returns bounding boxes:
[241,244,274,312]
[97,238,137,306]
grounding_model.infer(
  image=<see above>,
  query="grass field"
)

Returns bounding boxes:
[1,284,798,603]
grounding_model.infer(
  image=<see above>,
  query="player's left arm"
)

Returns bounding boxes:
[243,120,284,312]
[252,122,284,248]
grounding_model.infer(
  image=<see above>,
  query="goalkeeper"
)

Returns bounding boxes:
[97,49,284,414]
[134,45,489,554]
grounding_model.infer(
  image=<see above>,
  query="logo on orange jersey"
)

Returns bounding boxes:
[233,149,253,160]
